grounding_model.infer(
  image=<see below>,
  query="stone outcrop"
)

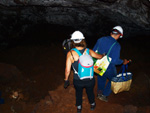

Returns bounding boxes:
[0,0,150,42]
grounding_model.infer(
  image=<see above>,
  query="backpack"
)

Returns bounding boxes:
[62,39,71,55]
[71,48,94,80]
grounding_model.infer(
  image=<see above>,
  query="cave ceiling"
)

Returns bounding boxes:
[0,0,150,40]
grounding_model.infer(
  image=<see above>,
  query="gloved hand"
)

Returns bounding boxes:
[64,80,70,89]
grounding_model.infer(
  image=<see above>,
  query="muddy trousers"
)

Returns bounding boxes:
[73,78,95,106]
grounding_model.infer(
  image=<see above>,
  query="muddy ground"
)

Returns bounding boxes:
[0,26,150,113]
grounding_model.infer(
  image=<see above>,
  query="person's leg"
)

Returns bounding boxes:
[85,78,96,110]
[97,75,107,94]
[74,80,83,106]
[73,79,84,112]
[102,80,111,96]
[99,66,117,102]
[86,78,95,104]
[103,66,117,96]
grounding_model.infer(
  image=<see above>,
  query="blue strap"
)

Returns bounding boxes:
[121,64,128,81]
[107,41,117,63]
[72,48,89,56]
[72,48,82,56]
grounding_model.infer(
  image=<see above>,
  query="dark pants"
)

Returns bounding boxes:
[73,78,95,106]
[97,64,117,96]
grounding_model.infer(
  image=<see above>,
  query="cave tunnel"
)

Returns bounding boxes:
[0,23,150,113]
[0,0,150,113]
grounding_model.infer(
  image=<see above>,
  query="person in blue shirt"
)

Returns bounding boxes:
[93,26,129,102]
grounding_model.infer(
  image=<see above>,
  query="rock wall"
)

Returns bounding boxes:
[0,0,150,43]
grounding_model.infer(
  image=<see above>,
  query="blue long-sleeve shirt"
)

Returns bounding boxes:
[93,36,123,65]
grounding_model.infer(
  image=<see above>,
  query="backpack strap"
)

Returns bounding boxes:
[72,48,86,56]
[107,42,117,56]
[70,50,75,61]
[107,41,117,63]
[71,48,79,75]
[85,48,89,55]
[71,48,88,75]
[71,48,87,60]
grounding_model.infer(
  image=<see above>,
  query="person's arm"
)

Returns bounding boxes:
[89,49,104,59]
[64,52,72,89]
[64,52,72,80]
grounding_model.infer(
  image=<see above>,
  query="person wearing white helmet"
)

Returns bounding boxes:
[70,31,85,43]
[112,26,123,38]
[62,31,85,56]
[93,26,129,102]
[64,30,104,113]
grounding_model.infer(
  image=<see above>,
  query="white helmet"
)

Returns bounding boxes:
[70,31,85,43]
[112,26,123,38]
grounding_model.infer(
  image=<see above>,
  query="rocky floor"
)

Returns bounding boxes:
[0,36,150,113]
